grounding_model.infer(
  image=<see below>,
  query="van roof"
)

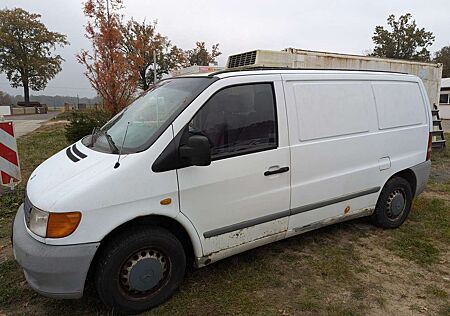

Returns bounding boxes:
[175,67,419,82]
[174,67,418,80]
[212,67,407,76]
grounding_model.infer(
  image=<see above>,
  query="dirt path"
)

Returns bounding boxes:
[6,112,59,137]
[356,234,450,316]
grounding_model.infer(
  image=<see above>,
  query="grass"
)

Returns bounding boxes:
[386,197,449,265]
[0,124,449,315]
[0,259,25,305]
[383,135,450,266]
[0,124,70,313]
[0,124,69,248]
[426,285,448,299]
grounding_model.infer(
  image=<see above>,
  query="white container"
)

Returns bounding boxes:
[227,48,443,107]
[0,105,11,116]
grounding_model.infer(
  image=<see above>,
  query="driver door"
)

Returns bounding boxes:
[175,77,291,256]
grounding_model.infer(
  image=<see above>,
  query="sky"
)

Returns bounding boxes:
[0,0,449,98]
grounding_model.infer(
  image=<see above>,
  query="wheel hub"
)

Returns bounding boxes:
[121,249,167,293]
[386,189,405,218]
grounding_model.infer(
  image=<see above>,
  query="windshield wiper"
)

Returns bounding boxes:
[104,132,119,154]
[90,127,99,147]
[89,128,119,154]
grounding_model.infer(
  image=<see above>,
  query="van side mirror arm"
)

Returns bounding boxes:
[152,129,211,173]
[179,134,211,166]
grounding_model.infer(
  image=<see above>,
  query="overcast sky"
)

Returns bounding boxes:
[1,0,449,98]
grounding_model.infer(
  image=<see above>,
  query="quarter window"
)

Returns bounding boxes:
[189,83,277,159]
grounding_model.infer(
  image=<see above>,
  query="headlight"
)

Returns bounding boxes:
[28,206,81,238]
[29,207,49,237]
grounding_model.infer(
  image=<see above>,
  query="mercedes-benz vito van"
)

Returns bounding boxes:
[12,69,432,314]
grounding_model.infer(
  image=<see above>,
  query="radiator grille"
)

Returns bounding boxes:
[24,192,32,226]
[227,51,257,68]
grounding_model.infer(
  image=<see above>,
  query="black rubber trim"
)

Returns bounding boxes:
[209,66,408,76]
[72,144,87,159]
[203,210,290,238]
[66,147,80,162]
[290,186,381,216]
[203,186,380,238]
[193,82,279,163]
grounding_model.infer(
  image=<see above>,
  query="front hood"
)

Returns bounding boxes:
[26,140,119,211]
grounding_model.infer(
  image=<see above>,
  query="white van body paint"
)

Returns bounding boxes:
[14,69,432,296]
[26,125,181,247]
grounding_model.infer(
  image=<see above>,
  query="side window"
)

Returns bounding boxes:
[190,83,277,159]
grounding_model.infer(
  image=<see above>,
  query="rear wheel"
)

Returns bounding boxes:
[95,227,186,314]
[371,177,413,228]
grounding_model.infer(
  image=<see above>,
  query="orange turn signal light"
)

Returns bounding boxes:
[47,212,82,238]
[160,198,172,205]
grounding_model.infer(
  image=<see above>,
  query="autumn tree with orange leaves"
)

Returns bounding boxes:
[78,0,140,114]
[121,19,186,90]
[78,0,222,113]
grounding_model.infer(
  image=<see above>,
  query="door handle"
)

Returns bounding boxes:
[264,166,289,176]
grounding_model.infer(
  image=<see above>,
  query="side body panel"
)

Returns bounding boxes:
[282,73,382,234]
[282,73,430,236]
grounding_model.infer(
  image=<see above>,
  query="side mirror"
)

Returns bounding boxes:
[179,134,211,166]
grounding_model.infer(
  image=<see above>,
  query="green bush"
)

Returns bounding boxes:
[65,109,112,143]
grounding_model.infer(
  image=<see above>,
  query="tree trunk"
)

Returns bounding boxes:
[140,69,148,90]
[23,78,30,107]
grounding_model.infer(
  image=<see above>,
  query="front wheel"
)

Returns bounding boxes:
[371,177,413,228]
[95,227,186,314]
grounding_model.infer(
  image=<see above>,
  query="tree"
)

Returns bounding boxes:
[0,8,68,106]
[78,0,139,114]
[121,19,186,90]
[185,42,221,66]
[433,46,450,78]
[0,91,12,105]
[370,13,434,62]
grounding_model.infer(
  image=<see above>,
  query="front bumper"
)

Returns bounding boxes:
[12,204,100,299]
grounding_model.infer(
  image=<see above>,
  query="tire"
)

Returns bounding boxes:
[95,227,186,315]
[371,176,413,229]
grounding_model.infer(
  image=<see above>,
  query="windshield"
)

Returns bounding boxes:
[83,77,215,153]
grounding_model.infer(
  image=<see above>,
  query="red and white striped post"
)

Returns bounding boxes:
[0,120,21,190]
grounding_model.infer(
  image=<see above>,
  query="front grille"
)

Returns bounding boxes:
[227,51,257,68]
[23,193,32,226]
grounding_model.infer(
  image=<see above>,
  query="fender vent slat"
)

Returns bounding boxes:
[72,144,87,159]
[66,147,80,162]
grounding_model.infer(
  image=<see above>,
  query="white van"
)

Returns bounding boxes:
[12,69,432,314]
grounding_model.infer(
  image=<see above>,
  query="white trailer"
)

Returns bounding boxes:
[226,48,443,107]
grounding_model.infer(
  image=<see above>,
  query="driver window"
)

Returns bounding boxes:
[190,83,277,159]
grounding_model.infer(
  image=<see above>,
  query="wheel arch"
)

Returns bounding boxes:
[87,213,203,280]
[385,168,417,196]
